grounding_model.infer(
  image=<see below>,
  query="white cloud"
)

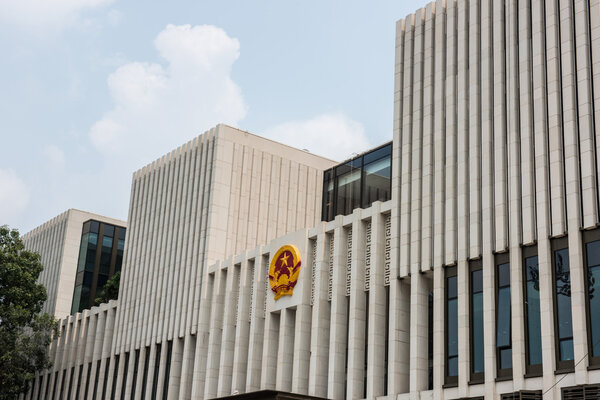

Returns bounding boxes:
[42,144,66,170]
[263,113,371,161]
[0,0,113,30]
[0,169,30,226]
[89,24,247,167]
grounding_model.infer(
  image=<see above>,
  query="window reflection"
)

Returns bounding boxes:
[71,220,126,314]
[554,247,574,363]
[585,239,600,364]
[496,259,512,376]
[524,254,542,370]
[470,263,484,379]
[322,142,391,221]
[446,267,458,383]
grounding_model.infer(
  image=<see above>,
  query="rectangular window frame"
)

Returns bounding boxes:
[522,245,543,377]
[582,229,600,368]
[444,265,458,387]
[321,142,392,222]
[551,236,575,373]
[495,252,513,380]
[469,259,485,384]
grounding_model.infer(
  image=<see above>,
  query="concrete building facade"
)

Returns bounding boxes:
[22,209,126,319]
[21,0,600,399]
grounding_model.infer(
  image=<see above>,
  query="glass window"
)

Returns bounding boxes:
[90,221,100,234]
[496,254,512,377]
[336,164,362,216]
[470,261,484,381]
[446,266,458,385]
[552,240,574,370]
[583,232,600,366]
[103,224,114,238]
[523,248,542,375]
[77,233,89,273]
[362,156,391,207]
[321,142,392,221]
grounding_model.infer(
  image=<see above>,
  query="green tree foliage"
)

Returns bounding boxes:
[0,226,59,400]
[94,270,120,306]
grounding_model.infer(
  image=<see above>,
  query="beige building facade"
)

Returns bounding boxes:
[21,0,600,399]
[22,209,126,319]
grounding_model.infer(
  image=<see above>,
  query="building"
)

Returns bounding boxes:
[22,0,600,399]
[22,209,126,319]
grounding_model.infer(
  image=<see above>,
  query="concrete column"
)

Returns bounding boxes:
[276,308,295,392]
[179,334,196,400]
[167,337,183,400]
[308,230,331,398]
[231,259,253,393]
[388,277,410,394]
[190,272,215,398]
[217,263,240,396]
[409,272,430,393]
[291,303,312,394]
[260,311,280,390]
[143,344,158,400]
[327,224,349,400]
[204,267,227,398]
[367,212,386,398]
[346,216,366,400]
[246,254,267,392]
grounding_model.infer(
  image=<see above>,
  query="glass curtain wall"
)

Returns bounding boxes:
[322,142,391,221]
[583,230,600,367]
[71,220,126,314]
[496,253,512,378]
[551,238,574,371]
[523,246,542,375]
[470,260,484,382]
[445,266,458,385]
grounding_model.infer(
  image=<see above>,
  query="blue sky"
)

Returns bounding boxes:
[0,0,430,233]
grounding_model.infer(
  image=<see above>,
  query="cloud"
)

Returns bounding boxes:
[42,145,66,170]
[263,113,371,161]
[0,0,113,31]
[0,169,30,226]
[89,24,247,167]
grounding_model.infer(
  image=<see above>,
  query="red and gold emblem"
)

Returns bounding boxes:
[269,245,302,300]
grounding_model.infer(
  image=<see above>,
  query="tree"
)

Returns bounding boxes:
[0,226,59,400]
[94,270,120,306]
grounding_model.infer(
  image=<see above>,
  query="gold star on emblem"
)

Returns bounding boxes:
[280,252,289,267]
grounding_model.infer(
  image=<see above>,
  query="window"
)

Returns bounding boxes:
[151,344,161,400]
[496,253,512,378]
[163,341,173,400]
[141,347,150,400]
[551,237,574,371]
[131,349,140,400]
[445,266,458,385]
[561,383,600,399]
[523,246,542,376]
[470,260,484,382]
[583,229,600,367]
[121,352,130,400]
[321,142,392,222]
[110,355,120,400]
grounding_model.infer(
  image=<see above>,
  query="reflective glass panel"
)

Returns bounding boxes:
[525,255,542,366]
[554,248,573,362]
[447,273,458,378]
[363,156,391,206]
[497,287,511,347]
[336,168,361,216]
[586,240,600,358]
[471,268,484,374]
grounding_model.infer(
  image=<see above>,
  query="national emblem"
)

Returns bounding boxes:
[268,245,302,300]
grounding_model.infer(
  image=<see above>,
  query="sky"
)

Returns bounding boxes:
[0,0,431,234]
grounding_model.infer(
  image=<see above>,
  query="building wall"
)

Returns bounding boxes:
[113,124,335,355]
[22,209,126,319]
[24,0,600,399]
